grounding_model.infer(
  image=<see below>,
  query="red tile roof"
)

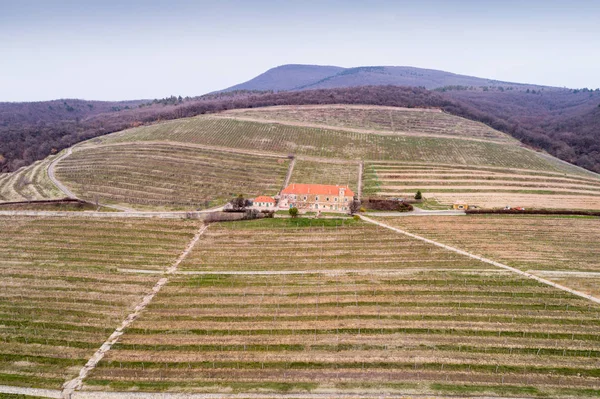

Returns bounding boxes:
[254,195,275,203]
[281,184,354,197]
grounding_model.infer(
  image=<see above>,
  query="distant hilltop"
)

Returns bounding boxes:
[221,64,547,92]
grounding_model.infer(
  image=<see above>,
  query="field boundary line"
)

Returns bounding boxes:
[360,215,600,305]
[117,268,508,275]
[70,392,532,399]
[61,224,209,398]
[0,385,62,398]
[81,140,288,160]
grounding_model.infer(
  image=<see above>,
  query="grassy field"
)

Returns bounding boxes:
[0,216,199,388]
[55,143,289,210]
[291,159,359,190]
[84,219,600,397]
[364,162,600,210]
[0,156,62,202]
[90,116,590,175]
[222,105,515,143]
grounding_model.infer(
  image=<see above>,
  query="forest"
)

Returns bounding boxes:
[1,86,599,173]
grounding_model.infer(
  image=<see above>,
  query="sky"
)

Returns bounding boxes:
[1,0,599,102]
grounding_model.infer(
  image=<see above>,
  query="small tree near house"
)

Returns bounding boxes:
[414,190,422,200]
[349,196,361,214]
[289,207,299,218]
[231,194,246,210]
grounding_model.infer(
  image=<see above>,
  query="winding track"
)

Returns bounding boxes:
[47,148,76,198]
[46,147,135,212]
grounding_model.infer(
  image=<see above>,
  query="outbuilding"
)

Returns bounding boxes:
[253,196,276,209]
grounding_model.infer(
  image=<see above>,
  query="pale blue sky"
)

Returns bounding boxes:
[1,0,599,101]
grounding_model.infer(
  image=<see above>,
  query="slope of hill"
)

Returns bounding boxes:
[44,105,596,211]
[2,84,599,177]
[222,64,344,92]
[221,64,539,92]
[220,66,600,173]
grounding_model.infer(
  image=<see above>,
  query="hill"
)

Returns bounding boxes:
[43,105,598,211]
[220,65,600,173]
[223,64,345,92]
[221,64,541,92]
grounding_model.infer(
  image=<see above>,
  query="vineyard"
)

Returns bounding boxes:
[374,215,600,273]
[364,162,600,210]
[0,156,62,202]
[54,143,289,210]
[222,104,515,143]
[91,116,589,175]
[0,216,199,388]
[291,159,359,190]
[79,219,600,397]
[178,219,483,272]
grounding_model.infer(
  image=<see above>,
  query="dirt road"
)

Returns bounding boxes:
[47,148,76,198]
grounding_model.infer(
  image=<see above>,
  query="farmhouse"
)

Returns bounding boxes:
[253,195,276,209]
[279,183,354,212]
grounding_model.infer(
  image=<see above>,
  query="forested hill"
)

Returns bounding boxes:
[1,86,600,174]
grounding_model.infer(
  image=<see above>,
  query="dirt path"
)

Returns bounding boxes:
[357,161,363,200]
[70,392,527,399]
[117,267,506,275]
[47,148,76,198]
[361,215,600,305]
[61,224,209,398]
[0,210,205,218]
[80,140,288,159]
[46,147,136,212]
[282,156,296,190]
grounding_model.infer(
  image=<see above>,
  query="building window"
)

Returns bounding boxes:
[303,196,307,201]
[326,197,329,201]
[315,196,319,201]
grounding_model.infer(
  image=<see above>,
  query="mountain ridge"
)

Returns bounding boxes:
[222,64,549,92]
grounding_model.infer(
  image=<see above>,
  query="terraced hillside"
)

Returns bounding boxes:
[92,116,583,174]
[291,159,360,189]
[375,215,600,296]
[0,156,62,202]
[55,143,289,210]
[0,216,199,388]
[83,219,600,398]
[364,162,600,210]
[221,104,515,143]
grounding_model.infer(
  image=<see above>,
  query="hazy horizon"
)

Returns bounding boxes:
[1,0,599,102]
